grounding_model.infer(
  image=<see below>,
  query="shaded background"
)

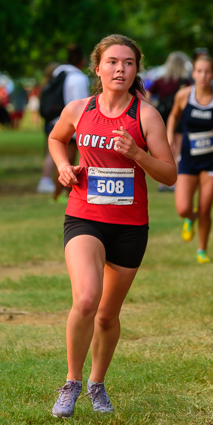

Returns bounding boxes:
[1,0,212,80]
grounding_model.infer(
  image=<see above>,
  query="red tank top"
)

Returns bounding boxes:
[65,95,149,225]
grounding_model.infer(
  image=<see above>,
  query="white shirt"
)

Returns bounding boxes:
[52,64,90,131]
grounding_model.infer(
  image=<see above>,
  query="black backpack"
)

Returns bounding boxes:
[39,71,67,122]
[156,77,190,124]
[157,94,175,124]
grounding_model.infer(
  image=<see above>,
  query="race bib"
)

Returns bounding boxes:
[87,167,134,205]
[188,130,213,156]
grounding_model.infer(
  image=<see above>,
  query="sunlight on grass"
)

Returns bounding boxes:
[0,128,213,424]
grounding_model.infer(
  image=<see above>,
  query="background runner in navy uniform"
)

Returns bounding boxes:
[147,51,192,191]
[48,34,177,419]
[167,55,213,263]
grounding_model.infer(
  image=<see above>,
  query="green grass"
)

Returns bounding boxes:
[0,124,213,424]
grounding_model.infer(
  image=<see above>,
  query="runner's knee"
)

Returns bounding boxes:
[176,204,192,218]
[74,294,100,318]
[95,311,119,331]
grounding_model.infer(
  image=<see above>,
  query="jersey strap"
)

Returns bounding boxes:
[125,96,138,120]
[85,95,97,112]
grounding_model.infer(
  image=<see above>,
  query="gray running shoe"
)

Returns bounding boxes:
[52,380,82,418]
[85,381,114,412]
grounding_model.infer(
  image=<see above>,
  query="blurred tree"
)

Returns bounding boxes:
[0,0,33,76]
[117,0,213,67]
[0,0,121,78]
[0,0,212,79]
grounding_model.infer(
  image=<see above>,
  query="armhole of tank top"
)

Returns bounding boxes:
[76,96,94,132]
[188,85,194,103]
[137,99,146,145]
[183,86,193,110]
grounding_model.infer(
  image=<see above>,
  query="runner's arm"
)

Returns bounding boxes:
[167,90,184,148]
[48,99,88,186]
[113,104,177,186]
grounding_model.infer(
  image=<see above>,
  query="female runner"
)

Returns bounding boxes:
[167,55,213,263]
[48,34,176,418]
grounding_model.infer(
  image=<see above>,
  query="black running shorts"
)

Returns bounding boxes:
[64,215,149,269]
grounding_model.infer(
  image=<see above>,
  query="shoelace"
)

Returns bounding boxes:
[85,384,109,406]
[56,382,81,405]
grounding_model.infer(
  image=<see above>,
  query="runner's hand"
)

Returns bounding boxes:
[58,164,81,187]
[112,126,139,160]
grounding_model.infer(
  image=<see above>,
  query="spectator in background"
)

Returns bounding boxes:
[147,52,192,191]
[0,81,11,126]
[51,43,90,202]
[37,62,60,194]
[9,80,28,129]
[192,47,209,62]
[28,85,41,126]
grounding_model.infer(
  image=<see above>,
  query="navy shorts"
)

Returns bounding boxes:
[178,155,213,175]
[64,215,149,268]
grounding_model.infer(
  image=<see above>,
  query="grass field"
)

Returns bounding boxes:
[0,116,213,424]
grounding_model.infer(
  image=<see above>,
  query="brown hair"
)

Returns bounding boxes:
[89,34,146,97]
[193,55,213,71]
[67,43,84,67]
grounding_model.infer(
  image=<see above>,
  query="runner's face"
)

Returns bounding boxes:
[96,44,137,92]
[192,59,213,89]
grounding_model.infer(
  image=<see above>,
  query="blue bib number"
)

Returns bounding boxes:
[188,131,213,156]
[87,167,134,205]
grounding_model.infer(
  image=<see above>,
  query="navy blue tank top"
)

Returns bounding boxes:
[179,86,213,174]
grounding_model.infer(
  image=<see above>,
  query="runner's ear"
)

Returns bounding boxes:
[95,66,100,77]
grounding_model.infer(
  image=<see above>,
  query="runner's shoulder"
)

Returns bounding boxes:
[139,99,166,136]
[174,85,191,110]
[61,96,92,120]
[65,96,92,113]
[140,99,162,120]
[175,85,191,101]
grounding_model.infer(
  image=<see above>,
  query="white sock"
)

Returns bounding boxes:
[88,379,104,387]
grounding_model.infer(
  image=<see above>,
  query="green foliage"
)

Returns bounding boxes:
[1,0,213,78]
[0,0,121,78]
[120,0,213,66]
[0,0,33,75]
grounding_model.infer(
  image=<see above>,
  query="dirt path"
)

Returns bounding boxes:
[0,261,68,282]
[0,307,69,326]
[0,261,69,326]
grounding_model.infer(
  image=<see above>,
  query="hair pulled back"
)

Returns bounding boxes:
[164,51,190,81]
[193,55,213,71]
[89,34,146,97]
